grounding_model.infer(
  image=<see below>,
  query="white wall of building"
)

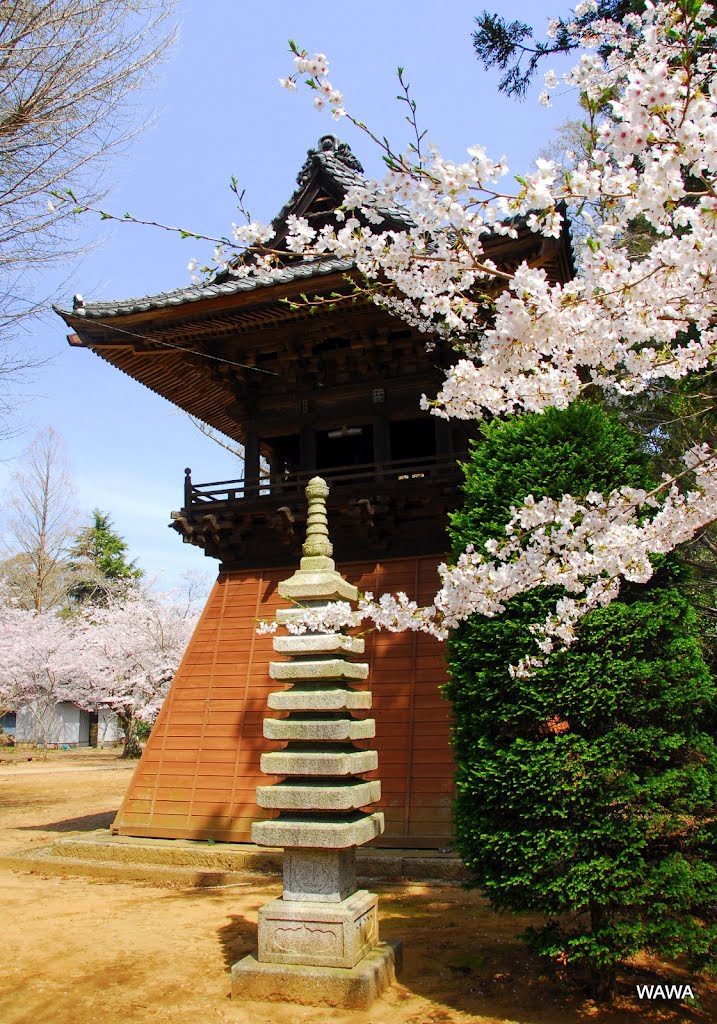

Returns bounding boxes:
[15,702,120,747]
[98,709,121,745]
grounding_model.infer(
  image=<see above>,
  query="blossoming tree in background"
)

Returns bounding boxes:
[0,590,198,755]
[0,601,83,748]
[74,590,198,757]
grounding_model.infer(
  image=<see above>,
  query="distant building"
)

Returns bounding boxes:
[0,712,16,737]
[9,703,119,747]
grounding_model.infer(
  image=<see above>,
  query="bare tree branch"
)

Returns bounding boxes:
[0,0,178,430]
[0,426,78,609]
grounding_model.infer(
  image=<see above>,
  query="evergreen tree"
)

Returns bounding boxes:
[473,2,642,98]
[67,509,142,606]
[446,403,717,1000]
[613,371,717,676]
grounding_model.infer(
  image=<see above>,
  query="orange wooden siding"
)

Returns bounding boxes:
[112,555,455,847]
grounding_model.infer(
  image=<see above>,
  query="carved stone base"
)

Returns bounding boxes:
[231,940,402,1009]
[257,889,378,969]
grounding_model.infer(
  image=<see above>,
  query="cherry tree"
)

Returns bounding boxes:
[0,586,198,754]
[0,601,83,748]
[74,590,198,757]
[242,0,717,667]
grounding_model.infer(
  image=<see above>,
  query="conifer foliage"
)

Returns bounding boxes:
[446,403,717,999]
[67,509,143,606]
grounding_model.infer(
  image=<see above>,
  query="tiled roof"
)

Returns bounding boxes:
[273,133,415,232]
[55,256,355,319]
[55,135,410,322]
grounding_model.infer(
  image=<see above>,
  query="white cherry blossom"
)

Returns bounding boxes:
[234,3,717,664]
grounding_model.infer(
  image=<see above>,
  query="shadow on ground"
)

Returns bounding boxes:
[218,913,258,970]
[214,887,715,1024]
[18,810,117,832]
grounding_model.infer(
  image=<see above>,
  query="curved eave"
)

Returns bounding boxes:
[54,256,356,322]
[56,219,574,447]
[58,267,361,447]
[80,342,247,444]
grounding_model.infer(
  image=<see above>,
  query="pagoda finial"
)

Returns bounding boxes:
[302,476,333,559]
[277,475,357,603]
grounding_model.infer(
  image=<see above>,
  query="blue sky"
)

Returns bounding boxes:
[0,0,578,589]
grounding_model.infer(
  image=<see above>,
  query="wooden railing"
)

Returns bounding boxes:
[183,453,465,507]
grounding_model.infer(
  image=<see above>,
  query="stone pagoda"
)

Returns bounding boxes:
[232,477,401,1008]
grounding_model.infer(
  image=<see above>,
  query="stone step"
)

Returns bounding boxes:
[263,716,375,742]
[270,659,369,682]
[256,779,381,812]
[273,633,365,655]
[260,747,378,777]
[0,831,470,884]
[268,687,371,712]
[252,811,385,849]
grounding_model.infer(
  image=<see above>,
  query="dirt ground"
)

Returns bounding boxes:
[0,747,713,1024]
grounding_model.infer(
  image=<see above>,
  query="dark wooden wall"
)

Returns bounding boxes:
[112,555,455,848]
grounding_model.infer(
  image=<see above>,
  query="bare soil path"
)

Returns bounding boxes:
[0,748,712,1023]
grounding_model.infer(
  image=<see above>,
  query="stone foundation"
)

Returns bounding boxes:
[231,940,402,1009]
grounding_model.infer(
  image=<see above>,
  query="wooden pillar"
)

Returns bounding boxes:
[435,418,452,458]
[373,413,390,480]
[244,432,261,497]
[300,422,316,474]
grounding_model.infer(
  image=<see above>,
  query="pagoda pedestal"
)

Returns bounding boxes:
[231,478,402,1008]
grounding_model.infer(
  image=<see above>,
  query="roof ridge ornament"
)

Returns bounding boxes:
[296,135,364,187]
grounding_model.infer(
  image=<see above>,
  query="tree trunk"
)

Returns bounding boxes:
[119,712,142,758]
[593,967,617,1002]
[590,904,617,1002]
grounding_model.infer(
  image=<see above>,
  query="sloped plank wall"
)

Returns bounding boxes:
[111,555,454,847]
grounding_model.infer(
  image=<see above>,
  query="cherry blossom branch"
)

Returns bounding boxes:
[259,3,717,666]
[51,2,717,668]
